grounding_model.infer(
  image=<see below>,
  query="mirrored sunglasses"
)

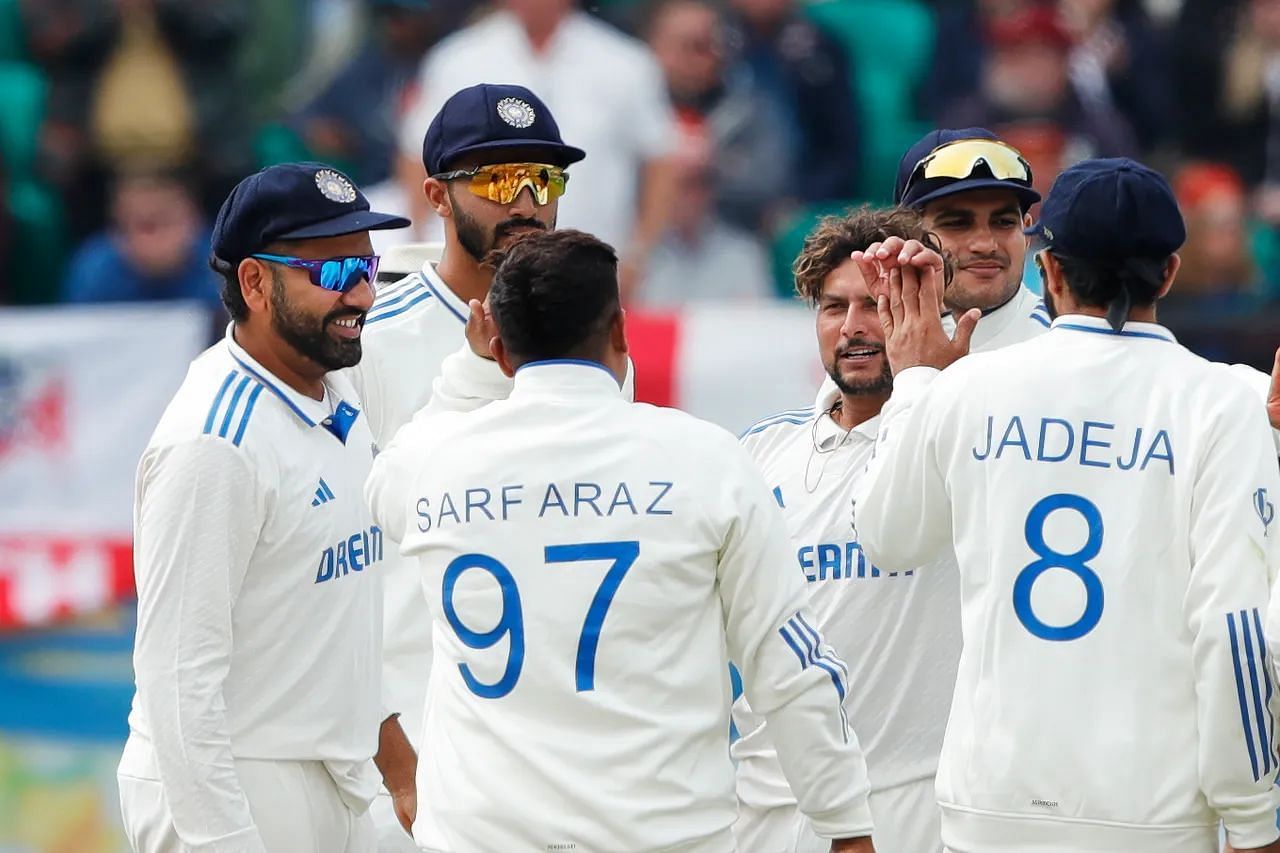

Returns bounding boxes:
[903,139,1033,198]
[252,253,380,293]
[432,163,569,206]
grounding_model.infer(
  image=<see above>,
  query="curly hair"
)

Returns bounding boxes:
[792,206,939,306]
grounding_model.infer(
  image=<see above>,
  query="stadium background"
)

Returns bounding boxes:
[2,0,1278,848]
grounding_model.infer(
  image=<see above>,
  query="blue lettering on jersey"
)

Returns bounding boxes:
[646,481,674,515]
[419,480,677,528]
[797,541,914,582]
[438,492,461,526]
[315,526,383,583]
[973,415,1175,475]
[608,482,637,515]
[574,482,604,516]
[540,482,569,518]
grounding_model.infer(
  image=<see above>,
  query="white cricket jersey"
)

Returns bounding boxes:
[120,328,384,852]
[346,261,467,745]
[730,385,960,833]
[366,360,874,853]
[852,314,1280,851]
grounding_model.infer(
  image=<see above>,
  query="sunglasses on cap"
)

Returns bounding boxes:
[902,138,1032,198]
[432,162,569,206]
[251,253,380,293]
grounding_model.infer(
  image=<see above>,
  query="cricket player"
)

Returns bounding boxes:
[345,83,588,848]
[732,208,960,853]
[117,163,416,853]
[852,158,1280,852]
[365,229,876,853]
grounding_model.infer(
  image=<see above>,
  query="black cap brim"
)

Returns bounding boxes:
[437,138,587,172]
[276,210,411,241]
[906,178,1041,211]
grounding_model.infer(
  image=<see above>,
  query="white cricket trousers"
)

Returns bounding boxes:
[118,758,376,853]
[733,777,941,853]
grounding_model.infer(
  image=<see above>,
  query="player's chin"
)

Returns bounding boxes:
[954,272,1016,305]
[322,338,363,370]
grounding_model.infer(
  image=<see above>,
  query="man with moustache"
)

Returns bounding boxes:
[895,127,1048,347]
[732,208,970,853]
[117,163,417,853]
[346,82,589,850]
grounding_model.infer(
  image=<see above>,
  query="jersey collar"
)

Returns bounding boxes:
[1049,314,1177,343]
[512,359,626,397]
[811,381,881,446]
[419,261,469,325]
[224,325,364,443]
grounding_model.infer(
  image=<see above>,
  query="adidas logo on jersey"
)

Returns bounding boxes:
[311,478,336,507]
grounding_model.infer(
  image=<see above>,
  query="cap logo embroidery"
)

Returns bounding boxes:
[315,169,357,203]
[1043,226,1053,241]
[497,97,536,129]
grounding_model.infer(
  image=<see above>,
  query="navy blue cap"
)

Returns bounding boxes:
[423,83,585,176]
[1025,158,1185,261]
[895,127,1041,210]
[211,162,409,265]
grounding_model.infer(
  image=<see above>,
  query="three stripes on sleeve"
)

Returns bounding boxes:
[1229,607,1279,782]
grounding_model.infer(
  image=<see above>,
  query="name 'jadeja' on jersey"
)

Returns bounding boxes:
[972,414,1175,474]
[415,479,677,532]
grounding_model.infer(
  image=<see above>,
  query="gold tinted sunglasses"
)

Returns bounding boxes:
[902,139,1032,197]
[433,162,569,206]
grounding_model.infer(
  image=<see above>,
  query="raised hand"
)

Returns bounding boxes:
[873,256,977,375]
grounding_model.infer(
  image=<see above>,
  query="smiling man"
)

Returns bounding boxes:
[733,207,967,853]
[894,127,1048,347]
[117,162,416,853]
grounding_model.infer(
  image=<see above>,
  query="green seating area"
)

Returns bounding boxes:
[769,0,936,298]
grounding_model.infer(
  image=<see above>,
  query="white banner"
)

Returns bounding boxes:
[0,302,208,533]
[0,303,209,627]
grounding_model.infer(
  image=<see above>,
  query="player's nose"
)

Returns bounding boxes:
[342,277,375,312]
[508,186,538,218]
[970,225,998,252]
[840,303,874,339]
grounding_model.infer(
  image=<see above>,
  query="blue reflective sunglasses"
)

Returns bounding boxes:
[251,253,380,293]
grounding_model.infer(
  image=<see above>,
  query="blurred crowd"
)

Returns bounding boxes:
[4,0,1280,334]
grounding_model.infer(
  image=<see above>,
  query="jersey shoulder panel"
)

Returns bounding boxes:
[365,272,436,330]
[740,407,818,441]
[149,346,295,458]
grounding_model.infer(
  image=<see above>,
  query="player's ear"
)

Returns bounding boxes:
[610,308,629,356]
[1158,253,1181,299]
[491,336,516,378]
[424,178,451,218]
[1038,251,1065,302]
[238,257,271,316]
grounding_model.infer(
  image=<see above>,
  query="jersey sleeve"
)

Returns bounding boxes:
[131,439,270,853]
[1188,388,1280,847]
[714,440,874,839]
[851,366,954,570]
[421,344,515,417]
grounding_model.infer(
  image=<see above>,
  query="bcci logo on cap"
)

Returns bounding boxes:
[1256,487,1275,536]
[497,97,536,129]
[314,169,357,204]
